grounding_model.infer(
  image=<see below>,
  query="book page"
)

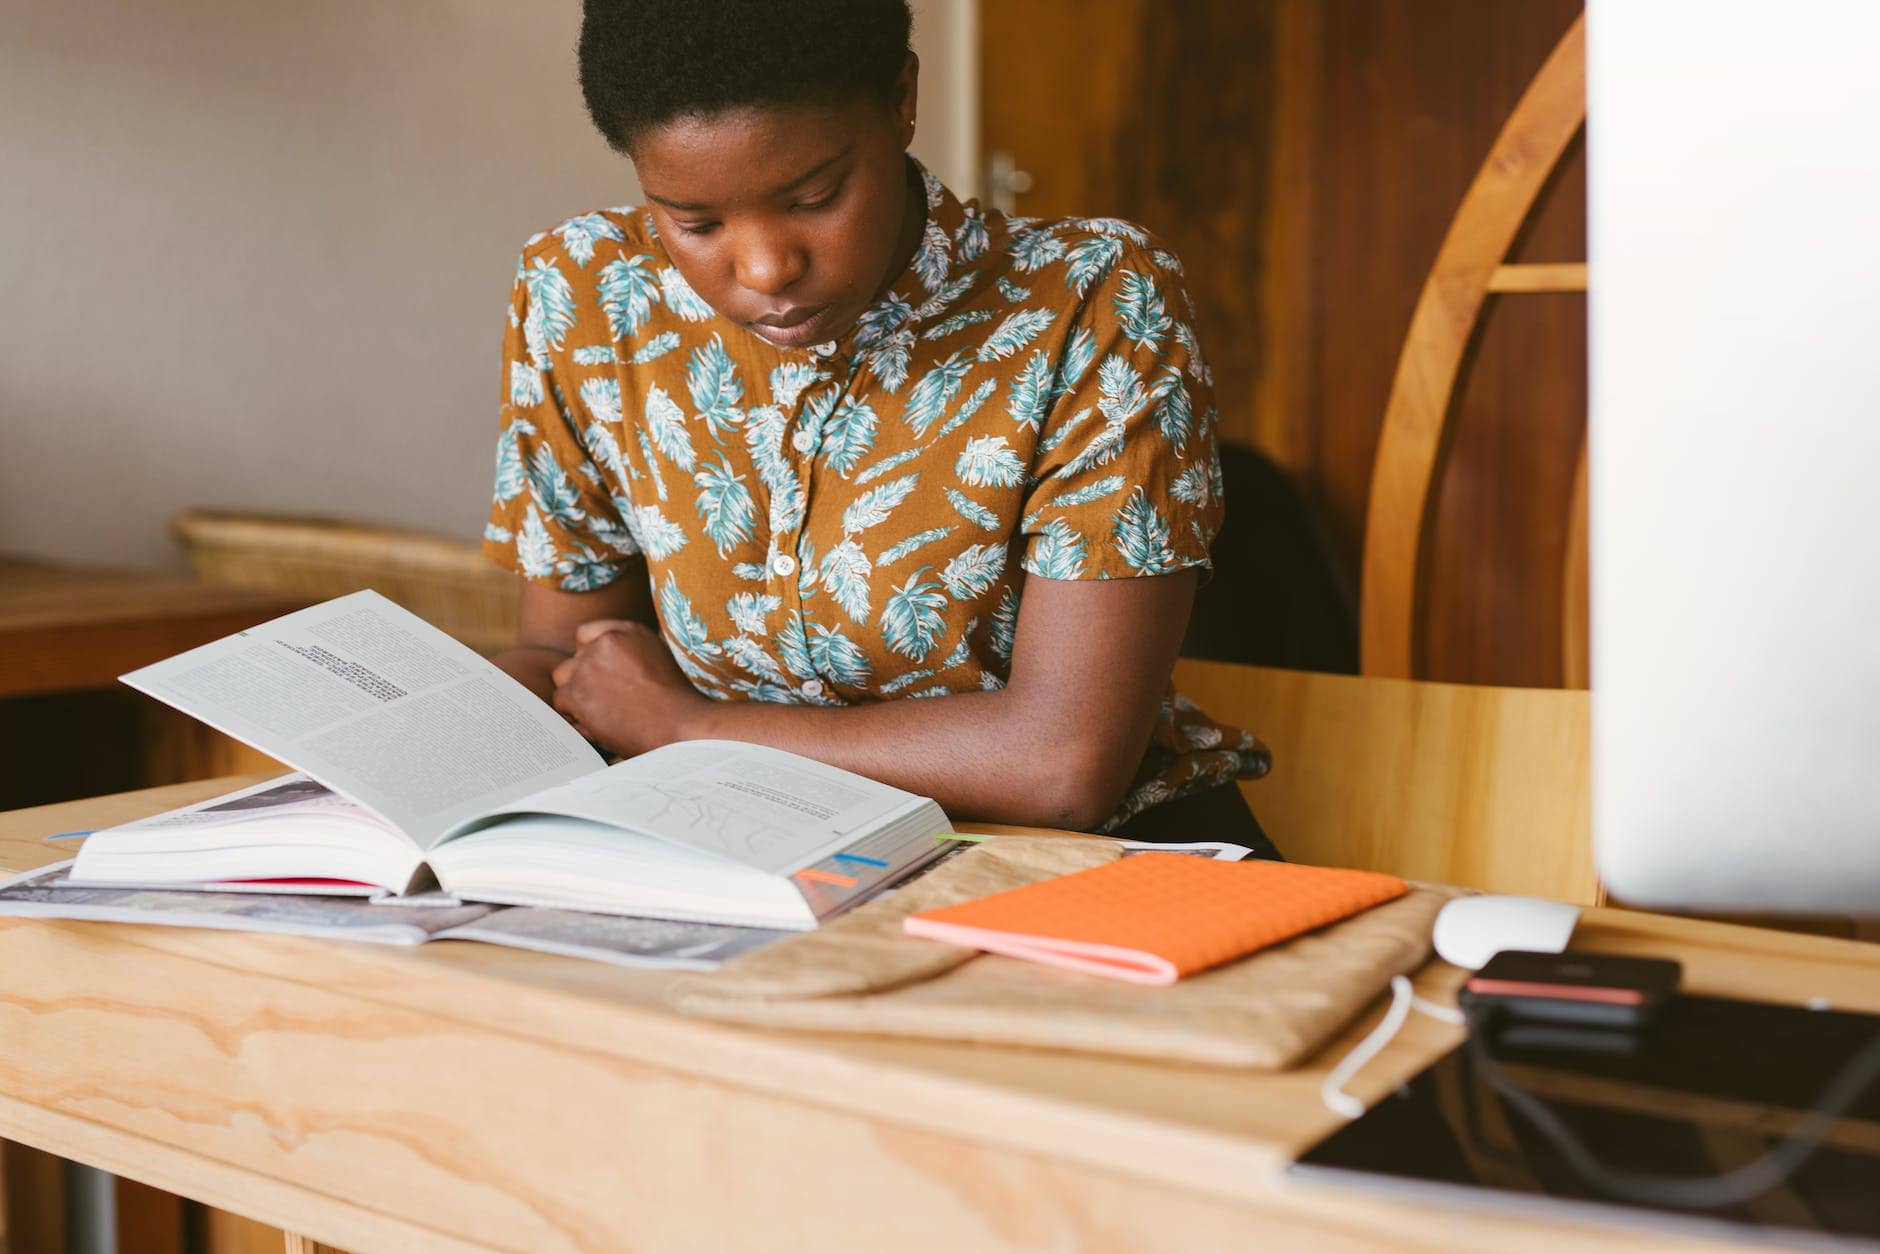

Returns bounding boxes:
[120,591,604,845]
[435,907,788,971]
[453,740,922,876]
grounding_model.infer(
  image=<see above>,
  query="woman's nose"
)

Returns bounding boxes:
[734,234,807,296]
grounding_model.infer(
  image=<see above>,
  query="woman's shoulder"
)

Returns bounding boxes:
[986,208,1189,286]
[514,206,661,271]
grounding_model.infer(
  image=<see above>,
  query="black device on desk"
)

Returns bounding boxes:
[1290,988,1880,1246]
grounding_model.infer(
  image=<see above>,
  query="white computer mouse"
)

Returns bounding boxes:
[1432,894,1581,970]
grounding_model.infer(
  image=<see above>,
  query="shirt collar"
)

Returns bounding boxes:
[841,159,976,358]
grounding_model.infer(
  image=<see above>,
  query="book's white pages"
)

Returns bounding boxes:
[118,591,603,844]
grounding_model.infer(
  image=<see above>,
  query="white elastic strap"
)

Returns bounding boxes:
[1321,975,1467,1120]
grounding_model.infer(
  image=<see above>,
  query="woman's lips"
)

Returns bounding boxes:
[750,304,836,347]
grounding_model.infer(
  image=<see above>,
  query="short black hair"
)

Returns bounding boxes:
[579,0,914,153]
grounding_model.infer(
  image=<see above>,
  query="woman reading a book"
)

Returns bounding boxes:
[484,0,1275,853]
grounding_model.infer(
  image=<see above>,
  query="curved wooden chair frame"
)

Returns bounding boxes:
[1360,13,1589,684]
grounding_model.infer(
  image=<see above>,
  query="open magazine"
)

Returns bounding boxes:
[69,591,954,931]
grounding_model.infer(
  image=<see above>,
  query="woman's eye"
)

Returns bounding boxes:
[678,221,720,237]
[791,191,839,213]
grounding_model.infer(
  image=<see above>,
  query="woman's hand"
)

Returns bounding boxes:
[551,619,707,757]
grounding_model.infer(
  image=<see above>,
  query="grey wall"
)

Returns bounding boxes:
[0,0,976,572]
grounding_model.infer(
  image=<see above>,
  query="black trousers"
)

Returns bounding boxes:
[1110,784,1282,860]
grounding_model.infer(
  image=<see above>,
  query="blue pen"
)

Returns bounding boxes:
[834,852,890,868]
[45,831,93,842]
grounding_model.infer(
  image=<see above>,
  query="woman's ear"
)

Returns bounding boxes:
[893,52,920,148]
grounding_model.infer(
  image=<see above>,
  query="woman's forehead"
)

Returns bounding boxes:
[633,102,877,208]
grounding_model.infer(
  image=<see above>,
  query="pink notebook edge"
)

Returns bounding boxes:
[901,916,1178,985]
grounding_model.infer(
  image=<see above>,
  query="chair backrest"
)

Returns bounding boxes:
[172,510,517,655]
[1176,658,1595,903]
[1360,13,1588,685]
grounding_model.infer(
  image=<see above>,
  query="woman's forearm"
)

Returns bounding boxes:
[674,687,1135,831]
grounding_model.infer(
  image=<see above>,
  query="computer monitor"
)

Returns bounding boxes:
[1588,1,1880,916]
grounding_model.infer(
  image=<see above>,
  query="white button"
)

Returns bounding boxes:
[801,678,825,697]
[810,340,838,358]
[770,553,797,577]
[792,430,816,454]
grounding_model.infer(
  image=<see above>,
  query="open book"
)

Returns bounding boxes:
[76,591,953,930]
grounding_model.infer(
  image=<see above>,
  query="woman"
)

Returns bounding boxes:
[485,0,1273,852]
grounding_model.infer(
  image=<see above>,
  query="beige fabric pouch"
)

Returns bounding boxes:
[669,836,1464,1069]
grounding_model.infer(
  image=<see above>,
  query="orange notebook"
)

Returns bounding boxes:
[902,854,1408,985]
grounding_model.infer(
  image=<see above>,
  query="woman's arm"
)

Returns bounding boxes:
[490,571,656,705]
[551,571,1196,831]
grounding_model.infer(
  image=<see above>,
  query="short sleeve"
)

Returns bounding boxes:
[482,249,640,592]
[1020,243,1224,581]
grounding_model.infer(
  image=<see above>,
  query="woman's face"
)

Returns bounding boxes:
[630,59,921,349]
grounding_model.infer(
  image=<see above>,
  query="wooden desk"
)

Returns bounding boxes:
[1,779,1876,1252]
[0,556,304,697]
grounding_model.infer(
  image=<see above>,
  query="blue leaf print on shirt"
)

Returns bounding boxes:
[902,351,974,436]
[579,377,623,425]
[528,446,584,526]
[723,634,786,684]
[1025,519,1089,580]
[725,591,782,635]
[912,217,952,292]
[659,266,715,322]
[509,362,544,407]
[880,567,949,661]
[977,308,1056,363]
[483,522,512,544]
[493,418,535,501]
[1006,350,1054,431]
[634,426,669,501]
[733,561,769,581]
[776,612,815,679]
[822,397,878,477]
[1111,488,1178,575]
[988,584,1020,661]
[658,576,721,658]
[853,446,926,486]
[861,328,914,394]
[581,421,629,483]
[841,472,919,534]
[631,331,681,364]
[769,360,826,409]
[1055,326,1099,396]
[1060,355,1145,476]
[1173,321,1212,386]
[1152,247,1185,275]
[923,308,997,341]
[554,213,624,268]
[997,277,1030,302]
[624,503,687,559]
[945,488,1000,531]
[955,208,990,263]
[1009,225,1067,274]
[517,505,557,579]
[935,377,998,438]
[942,625,975,669]
[523,257,577,353]
[692,456,755,555]
[643,383,696,471]
[557,545,617,592]
[877,525,956,567]
[572,345,618,366]
[878,668,935,695]
[939,543,1007,601]
[1064,235,1124,298]
[807,623,872,687]
[686,335,744,438]
[819,539,874,623]
[854,293,915,350]
[1052,475,1127,509]
[1078,217,1151,244]
[955,435,1025,488]
[598,254,660,342]
[1113,270,1172,352]
[1149,366,1193,451]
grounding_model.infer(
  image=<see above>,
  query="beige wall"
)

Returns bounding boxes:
[0,0,977,572]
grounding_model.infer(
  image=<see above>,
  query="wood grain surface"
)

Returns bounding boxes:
[0,776,1873,1250]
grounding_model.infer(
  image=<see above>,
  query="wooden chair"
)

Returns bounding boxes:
[1176,14,1596,903]
[172,510,517,656]
[1359,12,1589,686]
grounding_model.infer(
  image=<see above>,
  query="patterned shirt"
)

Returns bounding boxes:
[483,162,1270,828]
